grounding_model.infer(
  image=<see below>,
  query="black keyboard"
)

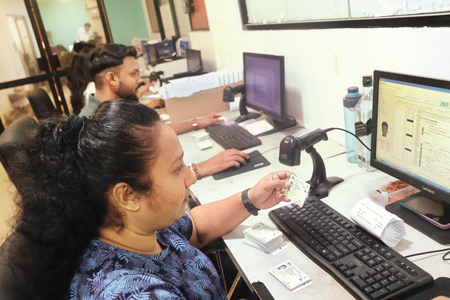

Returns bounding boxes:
[269,198,433,300]
[205,121,262,150]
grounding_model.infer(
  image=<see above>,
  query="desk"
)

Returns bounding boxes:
[177,111,449,299]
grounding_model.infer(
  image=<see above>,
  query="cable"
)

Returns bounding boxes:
[260,146,279,155]
[404,247,450,261]
[324,127,371,151]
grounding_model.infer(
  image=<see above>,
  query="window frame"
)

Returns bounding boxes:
[238,0,450,30]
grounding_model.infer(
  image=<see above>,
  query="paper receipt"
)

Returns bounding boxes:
[350,198,406,247]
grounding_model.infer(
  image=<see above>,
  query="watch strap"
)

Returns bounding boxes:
[241,188,259,216]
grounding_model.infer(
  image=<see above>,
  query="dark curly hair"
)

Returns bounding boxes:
[67,43,96,115]
[8,100,161,299]
[86,43,137,88]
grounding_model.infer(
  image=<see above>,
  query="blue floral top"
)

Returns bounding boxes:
[68,214,227,299]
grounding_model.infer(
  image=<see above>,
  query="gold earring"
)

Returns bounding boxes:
[131,203,136,208]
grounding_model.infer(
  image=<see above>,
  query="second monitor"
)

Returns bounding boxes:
[236,52,296,131]
[173,49,204,78]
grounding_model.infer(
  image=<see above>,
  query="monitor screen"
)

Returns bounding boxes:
[371,70,450,203]
[186,49,202,72]
[243,52,284,121]
[154,40,176,58]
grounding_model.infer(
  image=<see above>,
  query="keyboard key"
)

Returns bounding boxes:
[387,281,406,293]
[351,276,368,290]
[370,288,389,299]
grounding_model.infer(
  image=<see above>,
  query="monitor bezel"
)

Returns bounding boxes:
[243,52,285,122]
[186,49,202,72]
[371,70,450,204]
[148,44,158,66]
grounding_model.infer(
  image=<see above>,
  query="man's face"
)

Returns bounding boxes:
[84,25,90,32]
[114,56,142,101]
[382,124,388,136]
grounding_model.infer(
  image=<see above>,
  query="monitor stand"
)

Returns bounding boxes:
[386,194,450,244]
[265,115,297,132]
[234,93,297,132]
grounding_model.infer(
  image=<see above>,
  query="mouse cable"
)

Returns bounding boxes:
[324,127,371,152]
[404,247,450,262]
[260,146,279,155]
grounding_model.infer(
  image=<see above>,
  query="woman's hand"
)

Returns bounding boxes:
[196,149,249,177]
[248,171,292,210]
[197,112,226,128]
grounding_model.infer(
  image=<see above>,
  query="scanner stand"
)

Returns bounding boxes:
[306,146,343,199]
[234,93,261,123]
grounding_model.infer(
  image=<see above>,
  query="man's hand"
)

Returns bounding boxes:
[195,149,249,176]
[145,99,165,109]
[136,82,154,98]
[197,112,227,129]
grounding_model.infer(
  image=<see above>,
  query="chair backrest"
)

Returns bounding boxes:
[0,116,38,180]
[26,88,60,120]
[0,232,31,300]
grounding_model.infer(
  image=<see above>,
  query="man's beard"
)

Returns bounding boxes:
[116,81,139,102]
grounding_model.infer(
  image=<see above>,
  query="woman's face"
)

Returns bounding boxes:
[138,123,197,230]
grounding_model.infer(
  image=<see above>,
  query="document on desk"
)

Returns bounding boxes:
[350,198,406,247]
[158,72,220,99]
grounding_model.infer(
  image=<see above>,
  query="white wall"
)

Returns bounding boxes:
[204,0,450,145]
[189,31,217,72]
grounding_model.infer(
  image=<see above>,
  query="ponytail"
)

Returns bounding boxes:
[11,114,98,298]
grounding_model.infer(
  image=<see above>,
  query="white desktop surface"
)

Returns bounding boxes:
[177,111,449,299]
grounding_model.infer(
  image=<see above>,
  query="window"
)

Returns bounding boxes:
[239,0,450,30]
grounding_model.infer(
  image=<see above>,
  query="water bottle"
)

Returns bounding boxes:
[354,75,377,171]
[343,86,361,163]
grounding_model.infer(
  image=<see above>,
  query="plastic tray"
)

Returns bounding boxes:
[364,177,420,206]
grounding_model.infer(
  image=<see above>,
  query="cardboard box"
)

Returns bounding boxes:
[165,81,242,123]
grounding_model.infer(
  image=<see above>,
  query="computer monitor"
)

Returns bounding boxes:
[186,49,202,73]
[239,52,296,130]
[148,44,158,66]
[154,39,176,59]
[141,42,159,67]
[371,70,450,241]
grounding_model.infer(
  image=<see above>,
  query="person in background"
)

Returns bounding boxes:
[67,42,96,114]
[80,43,250,178]
[75,22,91,43]
[8,99,291,299]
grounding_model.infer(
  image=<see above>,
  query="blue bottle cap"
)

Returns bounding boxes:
[343,86,362,108]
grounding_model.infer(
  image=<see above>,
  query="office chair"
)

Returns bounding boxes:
[0,116,38,185]
[0,231,30,300]
[26,88,61,120]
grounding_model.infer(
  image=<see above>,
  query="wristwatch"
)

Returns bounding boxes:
[191,118,199,130]
[241,188,259,216]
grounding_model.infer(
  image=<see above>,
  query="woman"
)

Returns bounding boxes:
[9,100,291,299]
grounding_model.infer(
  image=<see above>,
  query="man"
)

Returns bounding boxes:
[76,23,91,43]
[80,43,249,178]
[382,121,388,137]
